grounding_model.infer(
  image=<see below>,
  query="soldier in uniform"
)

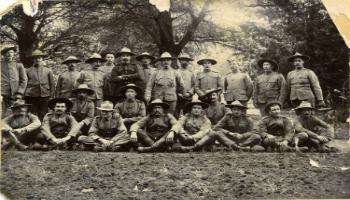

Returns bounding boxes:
[1,46,27,118]
[129,99,177,152]
[25,50,55,120]
[224,63,253,106]
[114,84,146,130]
[40,98,79,149]
[253,59,286,116]
[175,53,196,117]
[77,101,130,152]
[78,53,106,107]
[100,49,115,75]
[201,88,231,125]
[171,99,216,152]
[255,101,294,152]
[286,53,325,108]
[213,101,263,151]
[1,100,41,150]
[195,58,222,97]
[136,52,156,90]
[70,84,95,136]
[55,56,81,98]
[293,101,335,152]
[103,47,141,103]
[145,52,185,115]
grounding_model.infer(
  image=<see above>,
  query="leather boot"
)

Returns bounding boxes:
[138,136,166,153]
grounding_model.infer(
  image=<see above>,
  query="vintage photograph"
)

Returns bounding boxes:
[0,0,349,199]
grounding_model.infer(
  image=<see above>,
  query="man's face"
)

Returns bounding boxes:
[263,62,273,73]
[231,107,243,117]
[180,60,189,68]
[120,54,131,64]
[141,57,152,65]
[125,89,136,99]
[13,106,28,116]
[202,61,212,71]
[300,108,313,117]
[210,92,219,103]
[191,105,203,116]
[230,65,239,73]
[91,60,102,69]
[293,58,304,69]
[67,62,76,71]
[162,59,172,69]
[105,54,115,64]
[35,57,44,66]
[101,110,113,119]
[269,104,281,117]
[54,103,67,114]
[152,105,164,116]
[5,50,15,61]
[77,91,88,100]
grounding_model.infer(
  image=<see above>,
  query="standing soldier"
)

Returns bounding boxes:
[70,84,95,136]
[293,101,335,152]
[224,63,253,106]
[100,49,115,75]
[1,100,41,150]
[256,101,294,152]
[40,98,79,149]
[201,88,231,125]
[55,56,81,98]
[129,99,177,153]
[176,53,196,116]
[77,101,131,152]
[213,101,262,151]
[25,50,55,120]
[1,46,27,118]
[172,99,216,152]
[286,53,325,108]
[114,84,146,130]
[195,57,222,97]
[103,47,141,103]
[145,52,185,115]
[135,52,156,91]
[253,59,286,116]
[78,53,106,107]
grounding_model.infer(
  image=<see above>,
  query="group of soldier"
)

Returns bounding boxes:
[1,45,336,153]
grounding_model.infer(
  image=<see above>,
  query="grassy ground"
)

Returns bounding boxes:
[1,150,350,200]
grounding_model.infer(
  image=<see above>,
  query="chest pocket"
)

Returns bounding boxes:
[291,74,309,86]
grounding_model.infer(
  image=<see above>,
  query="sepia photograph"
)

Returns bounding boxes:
[0,0,349,199]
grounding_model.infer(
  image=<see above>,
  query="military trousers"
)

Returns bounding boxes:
[25,96,50,120]
[216,131,262,147]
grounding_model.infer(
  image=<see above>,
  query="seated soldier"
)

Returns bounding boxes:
[41,98,79,149]
[201,88,231,125]
[78,101,130,152]
[256,101,294,152]
[1,100,41,150]
[172,99,216,152]
[130,99,177,153]
[213,101,262,151]
[70,84,95,136]
[114,84,146,130]
[294,101,335,152]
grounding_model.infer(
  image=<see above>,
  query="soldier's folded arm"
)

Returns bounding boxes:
[2,117,14,132]
[294,120,319,139]
[213,115,228,132]
[314,117,334,139]
[21,113,42,132]
[111,117,128,142]
[130,116,149,133]
[67,114,79,138]
[81,103,95,126]
[192,118,211,140]
[87,117,101,141]
[170,115,187,134]
[255,119,268,138]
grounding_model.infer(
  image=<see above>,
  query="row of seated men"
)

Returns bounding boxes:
[2,46,325,124]
[2,83,336,153]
